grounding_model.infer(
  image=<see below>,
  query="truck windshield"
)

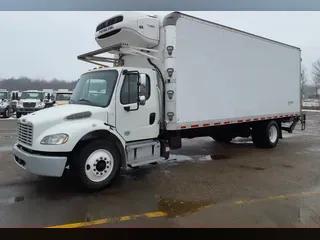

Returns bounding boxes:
[21,92,44,100]
[56,93,72,101]
[0,92,7,100]
[71,70,118,107]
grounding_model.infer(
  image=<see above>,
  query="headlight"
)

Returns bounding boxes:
[40,133,69,145]
[36,102,45,108]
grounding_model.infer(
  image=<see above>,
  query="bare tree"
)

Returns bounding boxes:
[301,65,307,97]
[312,59,320,98]
[0,77,77,91]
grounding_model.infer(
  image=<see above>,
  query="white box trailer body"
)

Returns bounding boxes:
[165,13,301,129]
[12,11,306,191]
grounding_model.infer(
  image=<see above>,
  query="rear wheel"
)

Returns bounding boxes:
[71,139,121,191]
[252,120,279,148]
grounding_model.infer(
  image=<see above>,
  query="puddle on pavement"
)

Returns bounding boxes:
[121,168,151,181]
[210,154,231,160]
[282,164,294,168]
[0,145,12,152]
[239,165,265,171]
[157,198,212,218]
[306,147,320,153]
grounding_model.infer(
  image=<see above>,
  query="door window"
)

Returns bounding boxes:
[120,74,150,105]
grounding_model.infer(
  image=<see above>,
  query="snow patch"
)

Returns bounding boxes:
[302,109,320,113]
[0,117,16,120]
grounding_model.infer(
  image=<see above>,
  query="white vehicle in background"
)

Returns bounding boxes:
[16,90,46,118]
[10,91,21,113]
[42,89,55,108]
[54,90,73,106]
[0,89,12,118]
[12,12,306,191]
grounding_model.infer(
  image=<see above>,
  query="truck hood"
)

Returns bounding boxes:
[20,104,107,127]
[0,99,9,106]
[19,99,41,103]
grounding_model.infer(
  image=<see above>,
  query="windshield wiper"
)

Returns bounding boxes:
[77,98,93,105]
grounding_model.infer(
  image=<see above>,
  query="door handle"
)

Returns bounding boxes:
[149,113,156,125]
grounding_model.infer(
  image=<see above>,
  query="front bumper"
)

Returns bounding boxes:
[12,143,67,177]
[16,107,44,113]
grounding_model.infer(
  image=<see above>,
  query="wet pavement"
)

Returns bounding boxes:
[0,111,320,227]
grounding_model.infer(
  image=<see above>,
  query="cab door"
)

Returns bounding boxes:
[115,69,159,142]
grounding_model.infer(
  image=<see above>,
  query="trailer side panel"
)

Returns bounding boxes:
[174,16,301,127]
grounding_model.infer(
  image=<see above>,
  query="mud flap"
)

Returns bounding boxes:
[281,112,306,133]
[300,112,306,131]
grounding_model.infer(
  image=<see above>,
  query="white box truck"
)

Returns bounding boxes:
[12,12,306,190]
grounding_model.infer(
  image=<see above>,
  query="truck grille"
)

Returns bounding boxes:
[23,102,36,108]
[17,122,33,146]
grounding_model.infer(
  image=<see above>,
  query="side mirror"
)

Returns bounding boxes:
[139,95,146,106]
[139,74,147,88]
[138,74,147,106]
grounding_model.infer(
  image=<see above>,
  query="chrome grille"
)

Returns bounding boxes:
[17,122,33,146]
[23,102,36,108]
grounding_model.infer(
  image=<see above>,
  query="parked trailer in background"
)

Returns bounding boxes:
[12,12,306,191]
[54,90,73,106]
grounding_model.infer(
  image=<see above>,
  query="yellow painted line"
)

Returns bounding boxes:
[46,211,167,228]
[45,190,320,228]
[232,191,320,206]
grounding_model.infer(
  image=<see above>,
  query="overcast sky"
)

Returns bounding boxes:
[0,11,318,84]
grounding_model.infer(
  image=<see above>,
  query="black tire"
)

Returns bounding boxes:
[16,112,22,119]
[252,120,279,149]
[3,108,10,118]
[71,139,121,191]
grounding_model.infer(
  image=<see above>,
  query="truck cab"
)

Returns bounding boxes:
[16,90,47,118]
[42,89,55,108]
[12,65,162,190]
[0,89,11,118]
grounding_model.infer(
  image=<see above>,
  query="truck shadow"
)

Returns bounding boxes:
[23,166,154,200]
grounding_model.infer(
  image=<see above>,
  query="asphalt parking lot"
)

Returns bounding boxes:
[0,111,320,227]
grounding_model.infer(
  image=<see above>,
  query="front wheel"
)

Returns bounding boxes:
[71,140,121,191]
[3,108,10,118]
